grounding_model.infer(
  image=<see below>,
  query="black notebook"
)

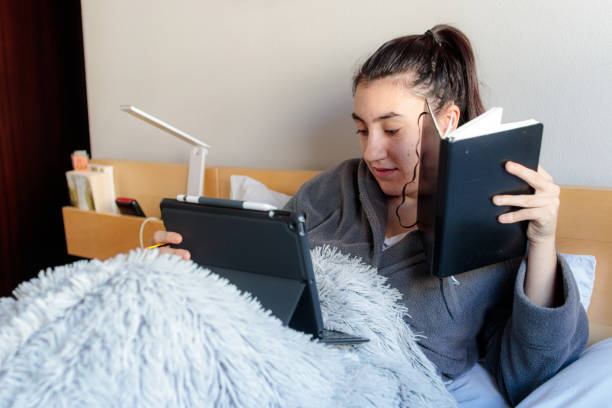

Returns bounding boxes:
[417,102,543,278]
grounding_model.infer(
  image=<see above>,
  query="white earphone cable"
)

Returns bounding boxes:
[139,217,161,248]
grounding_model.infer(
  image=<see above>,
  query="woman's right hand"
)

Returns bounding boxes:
[149,231,191,260]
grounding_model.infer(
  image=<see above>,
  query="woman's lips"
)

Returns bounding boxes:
[372,167,397,178]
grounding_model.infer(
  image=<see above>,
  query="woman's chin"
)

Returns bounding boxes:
[378,182,419,199]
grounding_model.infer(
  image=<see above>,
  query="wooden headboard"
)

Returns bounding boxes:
[556,186,612,345]
[63,159,611,345]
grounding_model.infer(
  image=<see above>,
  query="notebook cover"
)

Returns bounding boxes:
[417,110,543,277]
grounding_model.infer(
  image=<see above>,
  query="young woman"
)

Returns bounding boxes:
[151,25,588,406]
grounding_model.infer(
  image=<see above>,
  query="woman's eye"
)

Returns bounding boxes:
[385,129,400,135]
[356,129,368,136]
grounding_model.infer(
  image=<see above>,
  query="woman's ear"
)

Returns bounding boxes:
[439,104,461,135]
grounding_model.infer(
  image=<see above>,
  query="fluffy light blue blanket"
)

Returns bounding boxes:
[0,246,456,407]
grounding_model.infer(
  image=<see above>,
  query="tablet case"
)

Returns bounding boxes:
[160,198,324,336]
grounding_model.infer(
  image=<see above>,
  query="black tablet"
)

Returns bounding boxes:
[160,197,368,345]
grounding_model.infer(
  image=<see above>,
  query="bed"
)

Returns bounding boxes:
[62,159,612,346]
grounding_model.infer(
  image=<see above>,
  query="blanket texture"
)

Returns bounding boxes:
[0,247,456,407]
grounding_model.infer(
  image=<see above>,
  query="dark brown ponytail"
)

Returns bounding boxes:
[353,24,484,125]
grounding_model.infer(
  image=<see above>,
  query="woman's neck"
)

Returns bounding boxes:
[386,195,418,238]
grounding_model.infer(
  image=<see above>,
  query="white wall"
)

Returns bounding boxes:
[81,0,612,186]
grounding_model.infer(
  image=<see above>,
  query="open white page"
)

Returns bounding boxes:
[446,107,539,141]
[445,107,503,141]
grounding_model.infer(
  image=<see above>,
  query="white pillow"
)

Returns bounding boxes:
[230,175,292,209]
[559,253,596,311]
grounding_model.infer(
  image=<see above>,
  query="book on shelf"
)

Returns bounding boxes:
[89,163,117,214]
[66,164,117,214]
[417,102,543,278]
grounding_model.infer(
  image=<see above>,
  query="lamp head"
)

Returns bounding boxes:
[120,105,210,149]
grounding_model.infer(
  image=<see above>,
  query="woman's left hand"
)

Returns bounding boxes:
[492,161,560,246]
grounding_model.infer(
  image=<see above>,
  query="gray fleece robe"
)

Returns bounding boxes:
[284,158,588,406]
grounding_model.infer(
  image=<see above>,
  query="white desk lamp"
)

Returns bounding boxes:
[120,105,210,196]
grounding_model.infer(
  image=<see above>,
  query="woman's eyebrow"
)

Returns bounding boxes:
[351,112,403,122]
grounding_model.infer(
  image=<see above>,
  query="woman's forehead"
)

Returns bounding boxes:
[353,79,424,120]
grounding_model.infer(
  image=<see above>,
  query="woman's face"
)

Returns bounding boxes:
[352,79,426,198]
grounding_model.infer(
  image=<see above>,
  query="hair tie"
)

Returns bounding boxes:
[425,29,442,46]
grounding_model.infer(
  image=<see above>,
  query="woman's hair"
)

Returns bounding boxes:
[352,24,484,125]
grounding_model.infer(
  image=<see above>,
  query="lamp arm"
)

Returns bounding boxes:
[188,146,207,196]
[120,105,210,196]
[120,105,210,149]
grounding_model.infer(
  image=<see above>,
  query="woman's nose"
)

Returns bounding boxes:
[362,132,387,162]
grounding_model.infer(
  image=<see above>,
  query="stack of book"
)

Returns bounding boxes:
[66,151,117,214]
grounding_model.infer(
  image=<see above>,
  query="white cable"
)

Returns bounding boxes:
[139,217,161,248]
